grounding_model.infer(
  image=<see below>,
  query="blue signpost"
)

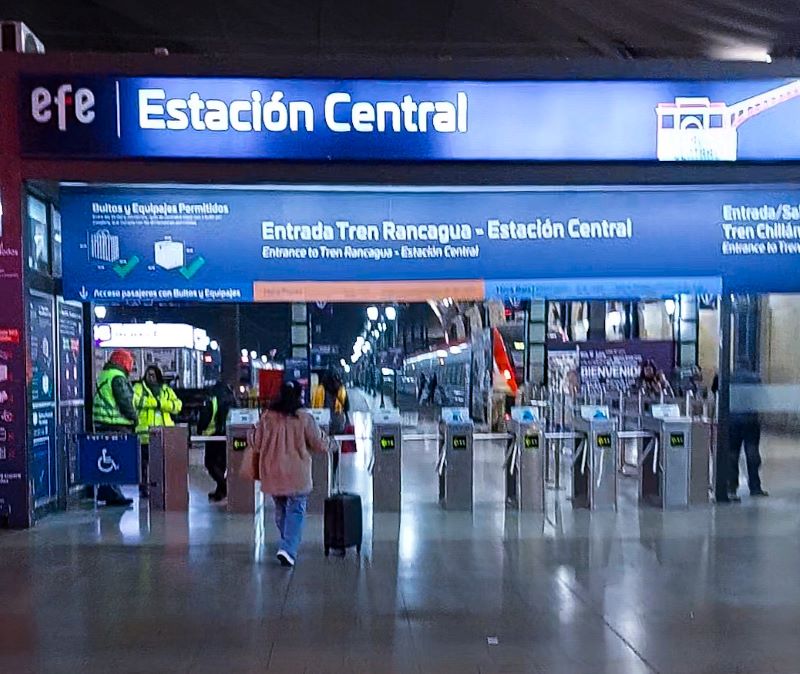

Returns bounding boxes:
[77,434,140,486]
[60,185,800,302]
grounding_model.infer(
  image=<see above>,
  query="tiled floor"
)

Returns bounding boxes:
[1,420,799,673]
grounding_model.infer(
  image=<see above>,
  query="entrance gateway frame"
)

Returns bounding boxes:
[3,52,800,527]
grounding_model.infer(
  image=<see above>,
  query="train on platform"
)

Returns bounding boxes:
[400,327,520,410]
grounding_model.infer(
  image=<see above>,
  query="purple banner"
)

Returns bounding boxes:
[548,340,674,394]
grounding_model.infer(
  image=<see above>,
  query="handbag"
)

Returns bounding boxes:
[339,414,356,454]
[239,428,260,481]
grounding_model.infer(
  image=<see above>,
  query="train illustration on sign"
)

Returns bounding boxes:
[656,80,800,161]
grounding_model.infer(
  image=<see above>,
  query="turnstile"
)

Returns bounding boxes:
[640,407,699,509]
[306,408,331,513]
[571,406,617,510]
[371,409,402,512]
[690,419,712,505]
[438,407,474,510]
[226,408,260,514]
[149,425,189,512]
[505,407,545,512]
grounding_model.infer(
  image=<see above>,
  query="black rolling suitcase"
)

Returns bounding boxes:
[323,491,362,556]
[323,439,362,556]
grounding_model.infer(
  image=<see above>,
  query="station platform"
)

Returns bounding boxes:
[1,421,800,673]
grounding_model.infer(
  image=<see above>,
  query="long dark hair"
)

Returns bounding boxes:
[322,369,341,397]
[143,365,164,385]
[270,380,303,416]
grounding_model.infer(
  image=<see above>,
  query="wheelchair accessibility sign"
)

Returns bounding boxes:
[78,433,140,485]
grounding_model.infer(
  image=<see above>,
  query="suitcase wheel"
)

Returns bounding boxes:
[324,547,330,557]
[356,545,361,555]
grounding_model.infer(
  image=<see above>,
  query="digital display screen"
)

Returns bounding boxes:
[523,434,540,450]
[380,435,396,451]
[670,432,686,448]
[232,438,248,451]
[452,435,468,450]
[596,433,612,448]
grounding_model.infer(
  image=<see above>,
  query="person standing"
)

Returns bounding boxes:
[311,370,349,480]
[198,381,235,502]
[92,349,138,507]
[712,371,768,500]
[132,366,183,497]
[251,381,328,567]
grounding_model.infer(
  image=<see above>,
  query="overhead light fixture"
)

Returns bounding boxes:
[362,342,372,354]
[209,340,219,351]
[350,353,360,363]
[93,305,107,320]
[665,299,676,316]
[240,348,248,357]
[710,43,772,63]
[250,350,257,359]
[261,355,268,363]
[367,306,379,321]
[384,306,397,321]
[436,349,448,358]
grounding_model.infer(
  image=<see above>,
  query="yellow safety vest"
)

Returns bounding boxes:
[93,368,134,427]
[132,381,182,443]
[202,397,218,436]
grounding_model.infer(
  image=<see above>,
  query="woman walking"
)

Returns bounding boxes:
[251,380,328,567]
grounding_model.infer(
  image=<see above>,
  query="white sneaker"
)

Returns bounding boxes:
[276,550,295,567]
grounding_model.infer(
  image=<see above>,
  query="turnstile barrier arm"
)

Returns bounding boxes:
[504,437,519,476]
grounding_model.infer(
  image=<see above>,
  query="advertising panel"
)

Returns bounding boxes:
[28,292,55,404]
[0,184,28,527]
[60,185,800,302]
[548,340,674,394]
[19,76,800,162]
[57,300,84,402]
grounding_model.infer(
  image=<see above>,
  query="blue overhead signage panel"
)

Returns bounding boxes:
[60,185,800,301]
[19,76,800,161]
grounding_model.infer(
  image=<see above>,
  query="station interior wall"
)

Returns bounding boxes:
[760,294,800,431]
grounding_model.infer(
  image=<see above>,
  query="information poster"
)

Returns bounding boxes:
[30,406,56,504]
[28,292,55,404]
[57,301,84,402]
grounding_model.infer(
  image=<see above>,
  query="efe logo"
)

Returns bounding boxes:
[31,84,95,131]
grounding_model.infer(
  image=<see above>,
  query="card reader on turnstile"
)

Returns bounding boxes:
[306,408,331,513]
[571,405,617,510]
[438,407,474,510]
[505,406,545,512]
[371,408,402,512]
[640,404,693,509]
[226,408,260,514]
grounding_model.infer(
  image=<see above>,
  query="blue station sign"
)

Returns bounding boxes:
[60,185,800,302]
[19,75,800,161]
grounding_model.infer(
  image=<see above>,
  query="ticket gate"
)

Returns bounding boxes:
[226,408,260,514]
[640,404,696,509]
[571,406,617,511]
[371,409,402,512]
[306,408,331,514]
[689,419,712,505]
[505,407,545,512]
[438,407,474,510]
[149,425,189,512]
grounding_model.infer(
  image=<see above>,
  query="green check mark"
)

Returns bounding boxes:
[179,256,206,279]
[113,255,140,278]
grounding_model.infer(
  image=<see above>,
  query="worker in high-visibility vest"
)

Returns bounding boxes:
[92,349,138,507]
[132,365,183,497]
[198,381,235,502]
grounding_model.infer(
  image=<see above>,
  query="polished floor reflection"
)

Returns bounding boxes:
[1,420,800,673]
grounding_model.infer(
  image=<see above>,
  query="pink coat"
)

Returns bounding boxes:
[252,409,327,496]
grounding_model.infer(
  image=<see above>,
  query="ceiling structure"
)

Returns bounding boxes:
[5,0,800,60]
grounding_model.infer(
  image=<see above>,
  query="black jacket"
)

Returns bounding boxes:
[197,382,235,435]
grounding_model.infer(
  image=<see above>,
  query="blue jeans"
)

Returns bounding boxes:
[273,495,308,558]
